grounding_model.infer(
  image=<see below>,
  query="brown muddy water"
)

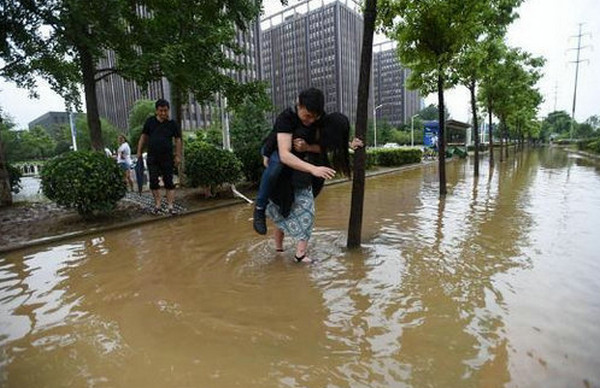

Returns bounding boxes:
[1,147,599,387]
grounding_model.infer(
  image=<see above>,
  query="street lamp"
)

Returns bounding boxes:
[410,113,420,147]
[373,103,401,148]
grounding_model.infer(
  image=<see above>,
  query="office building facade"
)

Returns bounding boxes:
[28,111,70,131]
[373,41,422,127]
[260,0,364,123]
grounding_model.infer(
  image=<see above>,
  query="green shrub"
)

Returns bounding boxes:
[234,145,263,184]
[588,139,600,154]
[350,149,376,170]
[7,163,22,194]
[185,140,242,190]
[371,148,422,166]
[41,151,126,216]
[578,137,600,153]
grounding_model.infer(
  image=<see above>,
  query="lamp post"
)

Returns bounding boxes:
[373,103,401,148]
[410,113,419,147]
[373,104,383,148]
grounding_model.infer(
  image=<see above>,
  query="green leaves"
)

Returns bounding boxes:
[184,139,242,190]
[40,151,126,216]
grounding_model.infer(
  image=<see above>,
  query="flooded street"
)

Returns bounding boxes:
[1,147,599,387]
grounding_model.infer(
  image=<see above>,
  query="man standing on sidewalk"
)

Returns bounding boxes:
[137,99,182,215]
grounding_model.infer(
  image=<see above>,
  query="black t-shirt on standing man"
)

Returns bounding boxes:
[142,116,182,161]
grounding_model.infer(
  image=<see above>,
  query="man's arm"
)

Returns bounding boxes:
[277,133,335,179]
[137,134,148,158]
[174,137,182,165]
[293,138,321,154]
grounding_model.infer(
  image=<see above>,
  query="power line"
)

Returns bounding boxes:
[567,23,591,138]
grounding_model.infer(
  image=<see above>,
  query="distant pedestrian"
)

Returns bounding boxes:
[136,99,182,215]
[117,134,134,191]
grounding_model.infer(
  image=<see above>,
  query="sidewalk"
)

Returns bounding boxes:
[0,161,435,255]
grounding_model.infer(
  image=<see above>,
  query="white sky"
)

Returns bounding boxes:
[1,0,598,128]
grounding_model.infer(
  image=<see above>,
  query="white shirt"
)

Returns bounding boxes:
[117,142,132,164]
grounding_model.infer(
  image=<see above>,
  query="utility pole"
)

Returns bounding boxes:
[568,23,591,139]
[553,81,558,112]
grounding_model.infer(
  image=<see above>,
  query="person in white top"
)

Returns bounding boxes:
[117,134,134,191]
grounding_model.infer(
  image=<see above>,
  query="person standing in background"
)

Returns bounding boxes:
[136,99,182,215]
[117,134,134,191]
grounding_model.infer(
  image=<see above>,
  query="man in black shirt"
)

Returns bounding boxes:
[136,99,182,214]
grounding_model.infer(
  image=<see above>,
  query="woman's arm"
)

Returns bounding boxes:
[278,133,336,179]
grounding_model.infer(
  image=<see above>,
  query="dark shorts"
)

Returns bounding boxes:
[147,156,175,190]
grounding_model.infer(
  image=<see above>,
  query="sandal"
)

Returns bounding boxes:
[294,253,313,263]
[276,248,284,252]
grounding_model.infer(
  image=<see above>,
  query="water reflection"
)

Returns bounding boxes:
[1,148,600,387]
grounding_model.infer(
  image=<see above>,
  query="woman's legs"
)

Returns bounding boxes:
[294,240,312,263]
[125,169,134,191]
[274,228,285,252]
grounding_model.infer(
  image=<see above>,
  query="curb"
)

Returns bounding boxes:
[0,159,440,255]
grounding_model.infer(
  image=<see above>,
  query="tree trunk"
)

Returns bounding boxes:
[437,71,447,196]
[469,80,479,177]
[80,46,103,151]
[504,126,509,160]
[0,137,12,207]
[499,118,504,162]
[488,106,494,167]
[347,0,377,249]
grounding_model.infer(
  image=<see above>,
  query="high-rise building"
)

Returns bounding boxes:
[373,41,422,127]
[28,111,70,130]
[95,22,262,131]
[260,0,364,123]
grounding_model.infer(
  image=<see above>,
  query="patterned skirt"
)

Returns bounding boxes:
[266,187,315,241]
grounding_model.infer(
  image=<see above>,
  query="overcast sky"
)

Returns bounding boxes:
[1,0,598,129]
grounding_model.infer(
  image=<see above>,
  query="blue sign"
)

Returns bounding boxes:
[423,121,439,148]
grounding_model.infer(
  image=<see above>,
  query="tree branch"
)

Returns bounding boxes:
[94,68,118,82]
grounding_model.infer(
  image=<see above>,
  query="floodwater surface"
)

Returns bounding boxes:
[1,148,599,387]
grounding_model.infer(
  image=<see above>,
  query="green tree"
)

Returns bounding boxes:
[542,111,576,138]
[229,95,272,183]
[574,123,595,139]
[122,0,268,128]
[418,104,449,121]
[381,0,488,195]
[0,109,14,206]
[454,0,524,173]
[22,126,57,159]
[127,99,155,150]
[1,0,138,151]
[74,115,120,152]
[585,115,600,131]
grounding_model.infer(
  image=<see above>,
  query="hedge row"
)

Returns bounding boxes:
[368,148,422,167]
[577,137,600,154]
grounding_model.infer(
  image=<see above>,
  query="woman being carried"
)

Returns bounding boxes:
[266,112,362,263]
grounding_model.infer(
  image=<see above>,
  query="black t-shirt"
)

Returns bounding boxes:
[142,116,181,160]
[262,107,319,158]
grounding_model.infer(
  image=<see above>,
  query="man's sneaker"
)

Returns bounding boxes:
[253,207,267,235]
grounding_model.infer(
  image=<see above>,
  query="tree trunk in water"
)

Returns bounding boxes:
[437,71,447,196]
[80,47,103,151]
[347,0,377,249]
[488,107,494,167]
[0,137,12,207]
[470,80,479,177]
[499,119,504,163]
[504,126,509,160]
